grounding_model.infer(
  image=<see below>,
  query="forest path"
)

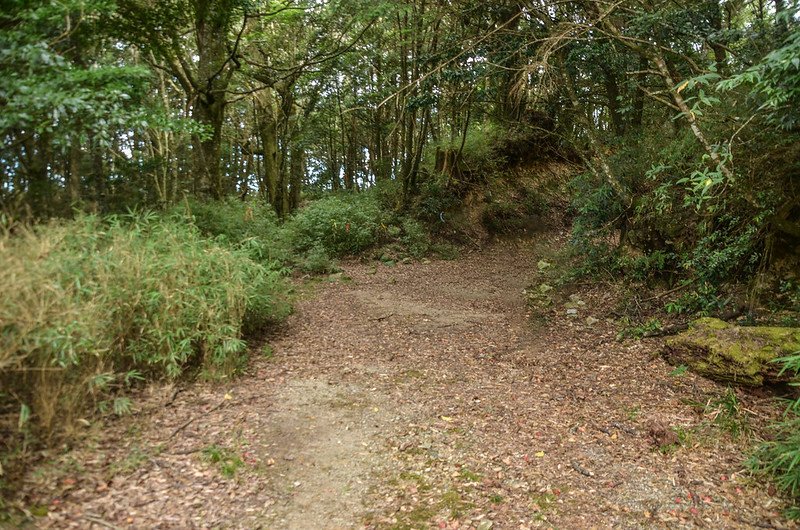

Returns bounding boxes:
[37,230,790,529]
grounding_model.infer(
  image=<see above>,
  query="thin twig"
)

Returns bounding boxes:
[83,514,120,530]
[643,280,695,302]
[167,398,227,440]
[571,460,595,478]
[165,387,184,407]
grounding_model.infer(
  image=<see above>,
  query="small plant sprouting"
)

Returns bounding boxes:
[704,388,750,439]
[626,405,642,421]
[670,365,689,377]
[459,468,482,482]
[202,445,243,479]
[749,350,800,517]
[658,425,694,454]
[618,318,662,340]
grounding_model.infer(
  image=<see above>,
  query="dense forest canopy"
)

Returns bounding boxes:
[2,0,797,216]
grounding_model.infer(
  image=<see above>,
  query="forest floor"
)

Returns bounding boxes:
[12,228,798,529]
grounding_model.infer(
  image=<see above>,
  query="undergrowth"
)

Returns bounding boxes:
[0,212,289,450]
[186,192,433,273]
[0,190,441,463]
[749,351,800,518]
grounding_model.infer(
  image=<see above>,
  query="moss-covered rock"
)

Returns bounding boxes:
[663,318,800,386]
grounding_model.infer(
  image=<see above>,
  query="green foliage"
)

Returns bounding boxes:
[182,198,292,268]
[658,425,694,454]
[298,245,338,274]
[749,350,800,516]
[669,365,689,377]
[683,217,764,284]
[180,194,437,275]
[702,388,751,439]
[285,192,385,257]
[774,281,800,325]
[399,218,431,258]
[620,250,678,282]
[434,122,508,174]
[430,242,460,261]
[202,444,244,479]
[0,0,151,140]
[664,282,725,316]
[285,190,434,266]
[617,317,663,340]
[569,172,623,247]
[0,213,288,439]
[564,200,622,280]
[719,24,800,130]
[413,175,463,224]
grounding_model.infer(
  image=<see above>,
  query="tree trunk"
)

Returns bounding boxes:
[707,0,728,73]
[775,0,788,42]
[191,94,226,199]
[66,139,82,207]
[631,57,648,130]
[90,133,106,213]
[289,145,303,211]
[343,112,358,191]
[561,63,630,206]
[601,65,625,136]
[256,89,280,212]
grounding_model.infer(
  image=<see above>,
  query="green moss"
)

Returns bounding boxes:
[388,483,473,529]
[665,319,800,386]
[389,505,438,530]
[440,489,473,517]
[531,492,558,511]
[691,317,730,331]
[459,468,482,482]
[398,471,431,491]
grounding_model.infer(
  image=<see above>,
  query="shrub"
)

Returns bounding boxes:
[298,245,338,274]
[285,192,386,257]
[400,218,431,258]
[180,198,292,267]
[413,175,463,224]
[0,213,288,441]
[749,351,800,518]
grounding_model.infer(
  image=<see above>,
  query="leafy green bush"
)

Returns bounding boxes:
[0,213,289,440]
[181,194,436,275]
[298,245,338,274]
[664,281,725,316]
[181,198,292,267]
[413,175,463,224]
[285,192,386,257]
[567,173,624,275]
[400,218,431,258]
[749,351,800,518]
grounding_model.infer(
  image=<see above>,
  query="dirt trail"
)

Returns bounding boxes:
[26,231,794,529]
